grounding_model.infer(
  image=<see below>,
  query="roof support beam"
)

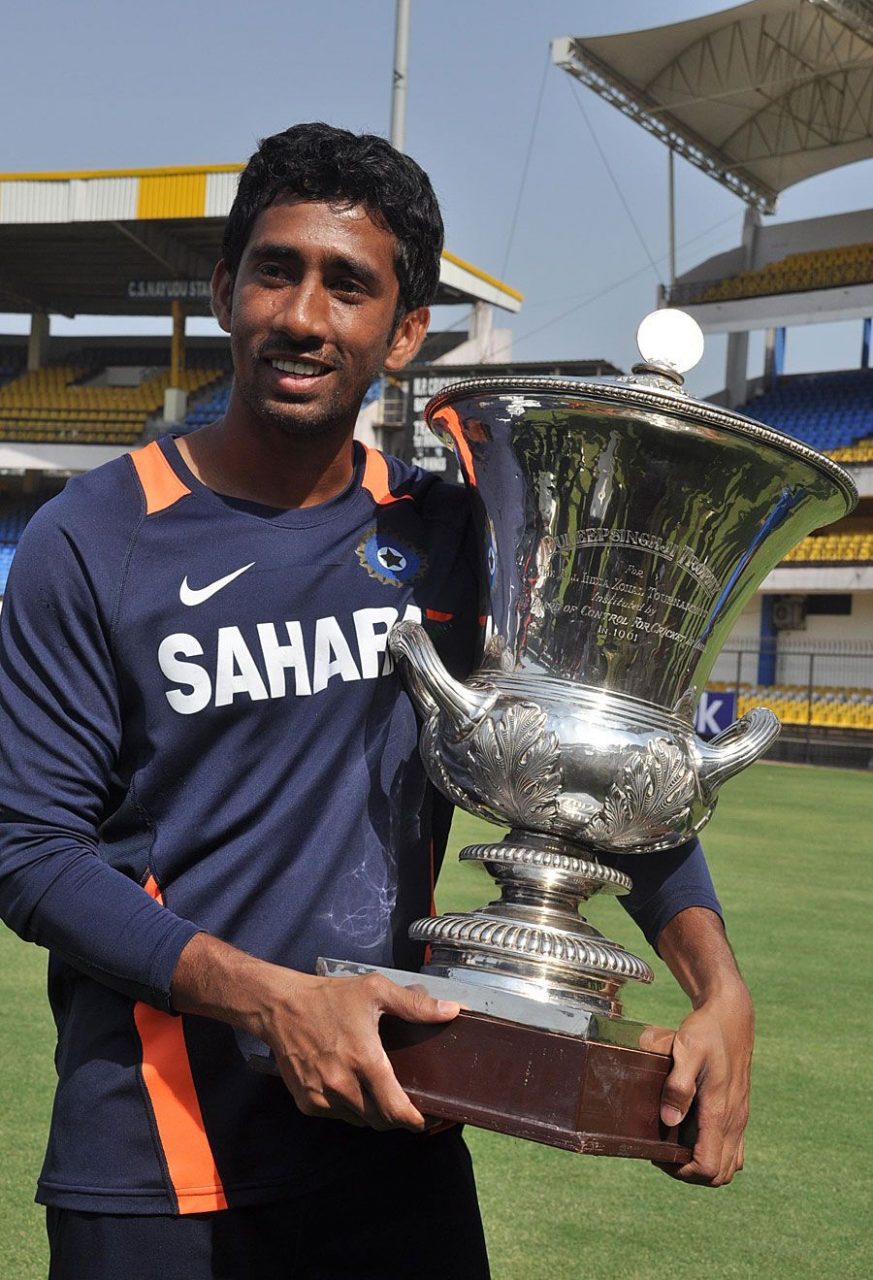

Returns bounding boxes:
[111,220,215,281]
[552,2,873,213]
[551,34,778,212]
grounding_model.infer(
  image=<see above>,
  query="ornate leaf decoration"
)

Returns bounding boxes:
[583,738,696,849]
[420,718,496,824]
[467,702,561,827]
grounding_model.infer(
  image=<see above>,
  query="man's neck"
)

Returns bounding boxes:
[176,407,358,510]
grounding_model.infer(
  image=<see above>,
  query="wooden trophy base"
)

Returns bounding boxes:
[382,1008,691,1163]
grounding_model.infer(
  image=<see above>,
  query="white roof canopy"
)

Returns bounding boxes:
[552,0,873,212]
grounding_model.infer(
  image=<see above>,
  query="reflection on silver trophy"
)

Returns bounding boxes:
[385,310,857,1023]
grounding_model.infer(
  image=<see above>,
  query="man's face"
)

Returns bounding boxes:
[212,197,428,438]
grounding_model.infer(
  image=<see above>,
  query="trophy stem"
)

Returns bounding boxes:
[411,832,653,1018]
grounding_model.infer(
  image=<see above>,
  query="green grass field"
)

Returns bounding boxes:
[2,763,871,1278]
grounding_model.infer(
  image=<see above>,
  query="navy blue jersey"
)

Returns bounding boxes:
[0,436,720,1214]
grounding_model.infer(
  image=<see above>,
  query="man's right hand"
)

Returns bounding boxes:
[170,933,459,1132]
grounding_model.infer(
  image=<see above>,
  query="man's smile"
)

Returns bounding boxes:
[269,357,332,378]
[263,354,337,398]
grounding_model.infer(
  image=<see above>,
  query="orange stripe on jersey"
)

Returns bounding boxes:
[131,441,191,515]
[430,404,478,487]
[133,875,228,1214]
[143,873,162,901]
[425,609,454,622]
[361,446,413,505]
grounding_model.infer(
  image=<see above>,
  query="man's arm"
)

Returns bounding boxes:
[0,500,460,1133]
[170,931,460,1132]
[0,498,202,1010]
[643,906,754,1187]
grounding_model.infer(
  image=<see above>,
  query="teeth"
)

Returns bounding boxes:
[272,359,324,376]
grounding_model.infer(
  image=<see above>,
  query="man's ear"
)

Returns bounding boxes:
[384,307,430,371]
[211,260,233,334]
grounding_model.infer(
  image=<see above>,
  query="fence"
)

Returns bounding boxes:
[708,640,873,770]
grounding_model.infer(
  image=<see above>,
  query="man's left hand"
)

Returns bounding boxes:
[643,907,755,1187]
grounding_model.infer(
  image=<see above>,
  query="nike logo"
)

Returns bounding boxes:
[180,562,256,606]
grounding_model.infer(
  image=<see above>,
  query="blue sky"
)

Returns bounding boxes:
[3,0,872,395]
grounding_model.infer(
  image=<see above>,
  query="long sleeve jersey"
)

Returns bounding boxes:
[0,436,721,1214]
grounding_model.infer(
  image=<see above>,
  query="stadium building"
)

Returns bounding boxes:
[552,0,873,766]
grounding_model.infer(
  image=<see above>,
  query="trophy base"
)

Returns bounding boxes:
[317,960,691,1164]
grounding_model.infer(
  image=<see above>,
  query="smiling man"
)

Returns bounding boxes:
[0,124,752,1280]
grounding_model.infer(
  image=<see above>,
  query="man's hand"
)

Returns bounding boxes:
[171,933,459,1132]
[643,907,754,1187]
[264,970,459,1131]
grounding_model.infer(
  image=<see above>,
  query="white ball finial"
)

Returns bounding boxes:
[636,308,704,375]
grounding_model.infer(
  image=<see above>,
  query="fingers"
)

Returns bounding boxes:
[638,1024,675,1055]
[272,973,453,1133]
[375,976,460,1025]
[655,1092,748,1186]
[279,1049,426,1131]
[660,1045,698,1128]
[653,1008,750,1187]
[658,1132,746,1186]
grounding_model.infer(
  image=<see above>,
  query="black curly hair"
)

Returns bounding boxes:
[222,122,444,316]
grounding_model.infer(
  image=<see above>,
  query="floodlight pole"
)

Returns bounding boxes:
[668,146,677,291]
[391,0,411,152]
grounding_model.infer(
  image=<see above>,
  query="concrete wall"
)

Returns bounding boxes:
[709,599,762,688]
[750,209,873,272]
[709,593,873,690]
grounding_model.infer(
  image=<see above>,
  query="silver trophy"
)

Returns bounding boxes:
[385,311,855,1018]
[320,312,856,1155]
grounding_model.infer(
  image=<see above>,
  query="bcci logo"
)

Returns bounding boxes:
[356,527,428,588]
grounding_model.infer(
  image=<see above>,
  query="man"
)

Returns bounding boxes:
[0,124,752,1279]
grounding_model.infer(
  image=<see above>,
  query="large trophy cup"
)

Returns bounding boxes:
[321,312,857,1162]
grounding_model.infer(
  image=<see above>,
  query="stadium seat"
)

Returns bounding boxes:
[680,241,873,305]
[742,370,873,456]
[734,683,873,731]
[0,363,228,445]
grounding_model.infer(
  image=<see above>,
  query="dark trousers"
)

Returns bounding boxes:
[46,1128,490,1280]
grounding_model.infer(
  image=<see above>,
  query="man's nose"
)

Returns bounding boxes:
[273,279,330,343]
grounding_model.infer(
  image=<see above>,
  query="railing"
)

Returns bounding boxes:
[667,277,734,307]
[709,640,873,769]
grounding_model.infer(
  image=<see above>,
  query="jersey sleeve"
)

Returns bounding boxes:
[0,495,200,1011]
[602,838,723,950]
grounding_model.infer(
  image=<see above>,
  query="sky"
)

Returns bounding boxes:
[3,0,873,396]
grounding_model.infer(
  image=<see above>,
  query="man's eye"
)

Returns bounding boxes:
[334,278,365,295]
[258,263,286,280]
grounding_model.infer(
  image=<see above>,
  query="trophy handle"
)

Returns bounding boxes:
[388,620,497,737]
[695,706,781,795]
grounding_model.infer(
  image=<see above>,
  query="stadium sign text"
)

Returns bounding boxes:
[127,280,212,301]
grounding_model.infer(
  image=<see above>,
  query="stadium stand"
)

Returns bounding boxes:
[0,362,226,445]
[783,528,873,563]
[741,370,873,456]
[178,376,232,433]
[708,681,873,732]
[831,437,873,464]
[676,241,873,305]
